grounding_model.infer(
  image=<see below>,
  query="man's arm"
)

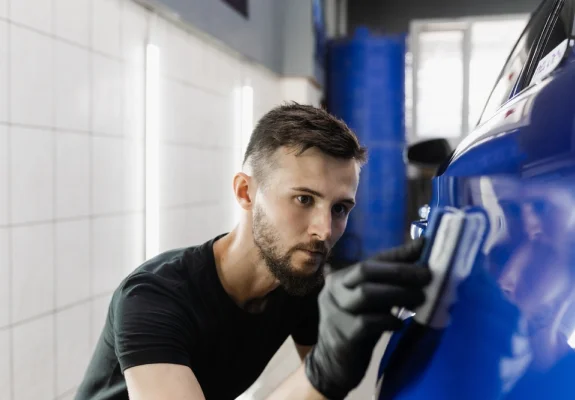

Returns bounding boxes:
[266,364,325,400]
[120,240,430,400]
[124,361,323,400]
[112,275,207,400]
[125,364,206,400]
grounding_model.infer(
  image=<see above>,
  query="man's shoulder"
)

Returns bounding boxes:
[115,235,224,305]
[131,235,222,282]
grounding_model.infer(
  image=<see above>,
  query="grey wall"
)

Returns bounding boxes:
[140,0,322,82]
[282,1,325,84]
[283,2,314,76]
[348,0,543,34]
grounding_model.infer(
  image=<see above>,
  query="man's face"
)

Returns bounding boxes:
[252,147,360,296]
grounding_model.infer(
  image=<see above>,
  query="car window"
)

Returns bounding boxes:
[520,0,572,88]
[478,0,558,124]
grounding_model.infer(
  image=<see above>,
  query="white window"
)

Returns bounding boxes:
[407,16,528,143]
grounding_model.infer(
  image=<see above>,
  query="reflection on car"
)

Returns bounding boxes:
[376,0,575,398]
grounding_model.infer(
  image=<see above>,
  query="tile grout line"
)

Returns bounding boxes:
[0,292,114,331]
[0,189,235,230]
[143,4,151,263]
[6,18,124,63]
[0,118,149,142]
[160,139,235,150]
[163,73,227,98]
[119,0,130,270]
[0,209,148,229]
[6,0,14,398]
[88,0,95,351]
[52,0,58,396]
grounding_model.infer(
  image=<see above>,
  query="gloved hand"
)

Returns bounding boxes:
[304,238,432,399]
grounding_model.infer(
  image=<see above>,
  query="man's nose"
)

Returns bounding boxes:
[309,210,332,242]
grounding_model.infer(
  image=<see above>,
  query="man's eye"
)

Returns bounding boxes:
[297,195,313,205]
[332,204,349,216]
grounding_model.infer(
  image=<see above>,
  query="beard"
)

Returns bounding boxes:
[252,204,327,296]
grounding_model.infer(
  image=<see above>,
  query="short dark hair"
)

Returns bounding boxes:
[243,103,367,183]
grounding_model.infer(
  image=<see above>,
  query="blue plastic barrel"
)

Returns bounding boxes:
[328,28,407,264]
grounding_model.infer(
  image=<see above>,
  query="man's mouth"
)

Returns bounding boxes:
[300,249,326,257]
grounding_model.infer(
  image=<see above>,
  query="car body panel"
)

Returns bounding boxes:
[377,177,575,399]
[376,0,575,398]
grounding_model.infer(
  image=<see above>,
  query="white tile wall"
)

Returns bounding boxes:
[56,220,91,308]
[202,204,235,240]
[92,137,142,214]
[159,204,234,252]
[203,44,222,92]
[54,0,91,47]
[163,25,197,83]
[10,0,52,34]
[209,93,237,148]
[91,136,127,214]
[0,125,7,225]
[198,148,234,203]
[159,207,190,250]
[11,224,54,323]
[0,21,8,123]
[183,31,204,87]
[280,77,322,107]
[13,315,55,400]
[0,329,10,400]
[159,144,200,208]
[10,25,54,127]
[124,64,145,139]
[0,0,6,19]
[56,132,90,219]
[122,1,148,67]
[55,42,91,132]
[91,213,144,295]
[92,55,123,136]
[10,127,54,225]
[0,229,9,328]
[56,303,91,396]
[92,0,122,58]
[2,0,306,398]
[159,77,200,144]
[206,46,237,96]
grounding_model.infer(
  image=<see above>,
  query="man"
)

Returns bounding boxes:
[76,103,431,400]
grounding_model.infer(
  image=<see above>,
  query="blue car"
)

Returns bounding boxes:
[376,0,575,398]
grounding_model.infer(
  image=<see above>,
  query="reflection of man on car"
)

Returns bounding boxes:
[495,188,575,372]
[377,178,575,400]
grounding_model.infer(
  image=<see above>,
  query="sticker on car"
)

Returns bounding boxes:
[530,38,569,85]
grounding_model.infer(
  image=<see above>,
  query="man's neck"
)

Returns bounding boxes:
[213,228,280,309]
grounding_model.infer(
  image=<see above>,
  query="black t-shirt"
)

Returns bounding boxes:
[76,235,320,400]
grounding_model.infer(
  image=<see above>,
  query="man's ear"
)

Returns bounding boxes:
[233,172,254,211]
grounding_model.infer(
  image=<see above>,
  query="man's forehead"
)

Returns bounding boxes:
[272,147,360,186]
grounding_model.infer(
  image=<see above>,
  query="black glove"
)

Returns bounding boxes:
[304,238,432,399]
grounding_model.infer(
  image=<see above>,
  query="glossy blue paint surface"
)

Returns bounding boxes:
[376,7,575,399]
[377,177,575,399]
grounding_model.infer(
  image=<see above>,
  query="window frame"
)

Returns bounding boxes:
[478,0,575,125]
[408,14,530,144]
[514,0,569,94]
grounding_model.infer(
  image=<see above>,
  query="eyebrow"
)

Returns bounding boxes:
[291,187,356,206]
